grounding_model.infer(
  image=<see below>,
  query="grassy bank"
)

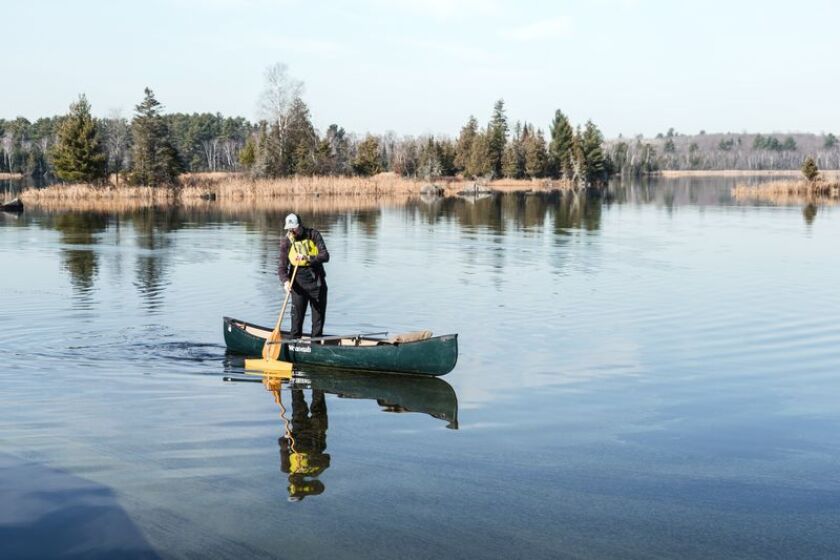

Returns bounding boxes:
[731,179,840,205]
[19,172,576,210]
[25,195,417,217]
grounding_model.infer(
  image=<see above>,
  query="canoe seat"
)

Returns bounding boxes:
[245,324,272,338]
[387,330,432,344]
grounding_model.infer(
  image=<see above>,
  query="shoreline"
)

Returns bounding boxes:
[732,178,840,206]
[659,169,840,178]
[18,172,579,210]
[0,172,24,179]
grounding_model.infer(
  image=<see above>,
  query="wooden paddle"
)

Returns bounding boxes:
[244,240,303,374]
[265,247,302,361]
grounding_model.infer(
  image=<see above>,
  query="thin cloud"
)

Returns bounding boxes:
[402,38,491,64]
[259,35,347,57]
[369,0,502,21]
[502,17,573,41]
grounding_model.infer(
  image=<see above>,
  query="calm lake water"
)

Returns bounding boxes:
[2,178,840,559]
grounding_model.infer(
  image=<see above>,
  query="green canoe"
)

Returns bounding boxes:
[223,317,458,377]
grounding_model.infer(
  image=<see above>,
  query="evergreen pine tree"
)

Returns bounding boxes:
[501,122,524,179]
[454,116,479,174]
[281,97,317,175]
[418,138,442,179]
[487,100,508,178]
[549,109,574,179]
[524,127,548,179]
[323,124,350,175]
[437,139,456,176]
[353,135,382,176]
[129,88,181,186]
[466,132,493,179]
[239,137,257,169]
[581,120,606,184]
[51,94,107,183]
[571,128,588,188]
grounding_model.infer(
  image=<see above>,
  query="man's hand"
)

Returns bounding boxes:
[295,254,310,265]
[284,281,291,293]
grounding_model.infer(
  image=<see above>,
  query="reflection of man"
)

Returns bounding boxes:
[279,389,330,501]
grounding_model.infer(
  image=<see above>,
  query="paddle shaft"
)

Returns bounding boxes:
[264,242,303,360]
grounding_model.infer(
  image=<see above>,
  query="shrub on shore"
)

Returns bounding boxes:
[801,156,820,182]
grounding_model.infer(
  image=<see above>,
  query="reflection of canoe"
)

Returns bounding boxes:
[223,317,458,377]
[291,367,458,429]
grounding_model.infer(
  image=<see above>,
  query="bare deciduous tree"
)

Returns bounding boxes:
[103,108,131,184]
[257,63,304,126]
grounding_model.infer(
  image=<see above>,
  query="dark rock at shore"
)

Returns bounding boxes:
[0,197,23,213]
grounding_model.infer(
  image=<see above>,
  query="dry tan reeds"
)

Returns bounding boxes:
[24,195,415,216]
[0,172,23,179]
[19,171,583,212]
[731,179,840,206]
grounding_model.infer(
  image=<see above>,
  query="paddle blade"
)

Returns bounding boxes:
[244,358,293,375]
[263,331,283,361]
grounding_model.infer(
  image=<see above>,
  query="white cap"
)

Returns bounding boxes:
[284,213,300,230]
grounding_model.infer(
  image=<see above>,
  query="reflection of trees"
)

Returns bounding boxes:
[62,249,97,293]
[408,191,604,234]
[803,203,817,225]
[131,208,184,311]
[52,213,107,242]
[552,191,602,232]
[608,177,738,207]
[51,213,108,297]
[131,207,184,250]
[134,254,167,311]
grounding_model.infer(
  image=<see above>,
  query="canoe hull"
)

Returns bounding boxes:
[223,317,458,377]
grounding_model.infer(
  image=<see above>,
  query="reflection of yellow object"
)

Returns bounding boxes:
[289,239,318,266]
[288,479,325,498]
[290,452,316,474]
[244,358,293,374]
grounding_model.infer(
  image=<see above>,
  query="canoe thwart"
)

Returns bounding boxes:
[263,332,390,346]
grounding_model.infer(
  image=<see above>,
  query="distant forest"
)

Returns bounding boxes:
[608,128,840,175]
[2,64,838,186]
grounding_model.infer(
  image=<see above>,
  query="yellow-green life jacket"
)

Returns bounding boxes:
[289,239,319,267]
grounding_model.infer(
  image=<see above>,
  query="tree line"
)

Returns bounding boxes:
[4,63,838,186]
[0,64,613,188]
[0,92,254,185]
[604,128,840,175]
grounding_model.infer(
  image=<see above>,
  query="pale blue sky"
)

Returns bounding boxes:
[3,0,838,138]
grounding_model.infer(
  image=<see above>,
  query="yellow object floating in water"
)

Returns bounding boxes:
[244,358,294,375]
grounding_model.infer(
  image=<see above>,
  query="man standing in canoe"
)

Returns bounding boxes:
[279,213,330,339]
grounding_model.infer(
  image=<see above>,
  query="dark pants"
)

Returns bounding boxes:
[290,269,327,339]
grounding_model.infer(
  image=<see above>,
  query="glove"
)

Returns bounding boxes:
[284,281,291,293]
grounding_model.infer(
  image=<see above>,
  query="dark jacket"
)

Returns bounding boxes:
[279,226,330,284]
